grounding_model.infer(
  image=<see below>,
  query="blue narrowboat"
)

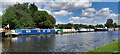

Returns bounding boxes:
[14,29,56,35]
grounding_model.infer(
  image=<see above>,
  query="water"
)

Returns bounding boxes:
[1,31,119,52]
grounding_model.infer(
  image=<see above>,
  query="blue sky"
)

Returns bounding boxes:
[0,0,119,25]
[92,2,118,13]
[46,2,118,25]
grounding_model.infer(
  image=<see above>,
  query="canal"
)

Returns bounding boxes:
[1,31,119,52]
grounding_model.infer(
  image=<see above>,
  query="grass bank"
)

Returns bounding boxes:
[85,40,120,54]
[89,40,120,52]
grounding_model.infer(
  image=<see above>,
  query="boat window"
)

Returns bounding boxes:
[38,30,40,32]
[15,29,21,33]
[26,30,31,32]
[43,30,45,32]
[48,30,50,32]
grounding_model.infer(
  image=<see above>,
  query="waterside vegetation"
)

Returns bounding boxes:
[89,40,120,52]
[2,3,56,29]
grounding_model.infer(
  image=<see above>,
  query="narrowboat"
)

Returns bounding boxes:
[94,28,108,31]
[76,28,94,32]
[11,29,56,36]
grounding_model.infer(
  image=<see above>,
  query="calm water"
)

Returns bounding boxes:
[1,31,119,52]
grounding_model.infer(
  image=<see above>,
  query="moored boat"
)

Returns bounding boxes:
[15,29,56,35]
[94,28,108,31]
[3,29,56,37]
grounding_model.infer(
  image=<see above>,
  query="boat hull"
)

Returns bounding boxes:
[94,29,108,31]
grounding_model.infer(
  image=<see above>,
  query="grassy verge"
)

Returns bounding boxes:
[89,40,120,52]
[81,40,120,54]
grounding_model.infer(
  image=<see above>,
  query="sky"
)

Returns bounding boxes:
[0,0,119,25]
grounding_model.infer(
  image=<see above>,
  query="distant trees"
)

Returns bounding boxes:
[113,23,118,28]
[104,19,119,28]
[88,25,95,29]
[95,24,104,28]
[105,19,113,28]
[56,24,91,29]
[2,3,56,29]
[55,19,119,29]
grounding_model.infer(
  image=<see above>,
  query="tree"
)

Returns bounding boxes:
[29,3,38,17]
[105,19,113,28]
[2,3,56,29]
[80,24,89,28]
[73,24,79,29]
[95,24,104,28]
[48,15,56,28]
[2,3,35,29]
[89,25,95,29]
[113,23,118,28]
[58,24,65,29]
[64,23,73,29]
[33,11,56,29]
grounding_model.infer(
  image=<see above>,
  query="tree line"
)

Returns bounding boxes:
[2,3,56,29]
[55,19,120,29]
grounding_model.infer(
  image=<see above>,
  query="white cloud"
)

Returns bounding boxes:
[0,0,55,3]
[81,8,96,17]
[82,8,112,17]
[95,8,112,17]
[69,16,94,25]
[91,0,119,2]
[38,8,45,11]
[37,0,92,17]
[0,12,2,16]
[52,10,73,17]
[1,0,92,17]
[84,8,96,12]
[108,14,118,23]
[43,0,91,10]
[91,0,101,2]
[56,22,66,25]
[55,0,90,2]
[38,8,73,17]
[0,0,54,12]
[69,16,80,22]
[69,8,118,25]
[54,0,119,2]
[38,8,52,15]
[108,14,118,19]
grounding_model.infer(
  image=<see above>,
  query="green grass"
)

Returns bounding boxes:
[81,40,120,54]
[89,40,120,52]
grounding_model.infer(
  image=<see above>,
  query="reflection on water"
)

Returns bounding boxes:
[2,31,119,52]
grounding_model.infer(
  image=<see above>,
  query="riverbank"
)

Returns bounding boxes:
[88,40,120,53]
